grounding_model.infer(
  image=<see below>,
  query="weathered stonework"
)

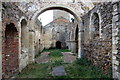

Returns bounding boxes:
[68,20,79,53]
[17,1,93,20]
[83,2,113,74]
[34,19,43,54]
[0,1,120,80]
[27,3,83,60]
[19,18,29,72]
[112,1,120,79]
[2,2,29,78]
[44,17,70,49]
[43,17,79,54]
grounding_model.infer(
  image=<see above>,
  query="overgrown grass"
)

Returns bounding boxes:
[49,49,63,57]
[35,53,41,58]
[35,48,70,58]
[42,49,71,67]
[49,49,63,67]
[64,58,112,78]
[16,63,51,78]
[16,49,112,79]
[42,49,71,53]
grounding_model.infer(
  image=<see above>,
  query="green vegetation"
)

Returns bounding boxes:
[49,49,63,67]
[49,49,63,57]
[16,63,51,78]
[35,53,41,58]
[16,49,112,78]
[64,58,112,78]
[42,48,71,53]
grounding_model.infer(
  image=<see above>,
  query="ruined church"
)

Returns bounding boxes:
[0,0,120,79]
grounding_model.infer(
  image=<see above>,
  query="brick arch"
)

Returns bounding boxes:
[2,23,19,78]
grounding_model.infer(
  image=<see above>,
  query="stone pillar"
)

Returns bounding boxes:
[112,2,120,79]
[78,23,84,58]
[29,30,35,63]
[67,41,76,53]
[0,2,2,79]
[69,42,71,50]
[70,41,76,53]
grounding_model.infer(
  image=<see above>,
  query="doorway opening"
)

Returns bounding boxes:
[56,41,61,49]
[4,23,19,76]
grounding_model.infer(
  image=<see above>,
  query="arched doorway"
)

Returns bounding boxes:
[56,41,61,49]
[30,4,83,59]
[4,23,19,76]
[75,25,79,53]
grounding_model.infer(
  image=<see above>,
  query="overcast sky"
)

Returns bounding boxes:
[38,10,53,26]
[38,10,74,26]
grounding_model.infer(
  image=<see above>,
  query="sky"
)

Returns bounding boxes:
[38,10,74,26]
[38,10,53,26]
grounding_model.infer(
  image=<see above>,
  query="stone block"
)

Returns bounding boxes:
[112,11,118,16]
[112,28,119,35]
[113,15,119,22]
[113,55,117,60]
[113,65,118,70]
[114,60,119,65]
[113,3,118,12]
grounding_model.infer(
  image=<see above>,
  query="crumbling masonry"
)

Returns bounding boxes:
[0,0,120,79]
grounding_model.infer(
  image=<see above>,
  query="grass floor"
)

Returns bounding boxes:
[16,49,112,78]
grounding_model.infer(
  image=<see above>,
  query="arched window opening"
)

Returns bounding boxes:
[91,13,100,39]
[21,19,28,54]
[56,41,61,49]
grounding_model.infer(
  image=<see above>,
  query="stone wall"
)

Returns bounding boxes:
[1,1,120,79]
[112,1,120,79]
[19,1,86,63]
[43,28,53,49]
[44,17,70,49]
[17,1,94,20]
[83,2,113,74]
[34,19,44,54]
[43,17,79,51]
[2,2,29,77]
[68,20,78,53]
[19,18,29,72]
